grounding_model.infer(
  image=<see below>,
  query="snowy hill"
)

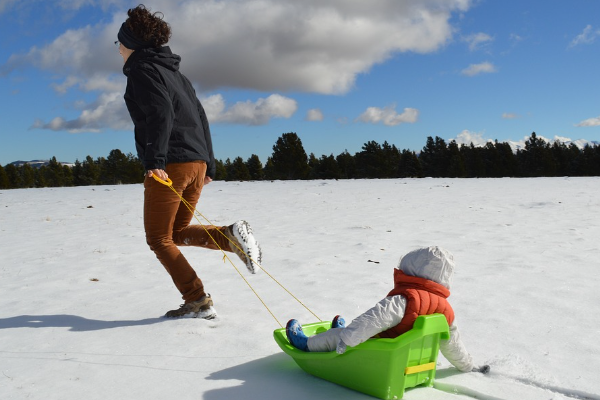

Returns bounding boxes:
[9,159,75,168]
[1,178,599,400]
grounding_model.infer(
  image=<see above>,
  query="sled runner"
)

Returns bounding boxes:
[273,313,450,400]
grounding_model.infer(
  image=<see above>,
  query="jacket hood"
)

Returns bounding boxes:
[397,246,455,290]
[123,46,181,75]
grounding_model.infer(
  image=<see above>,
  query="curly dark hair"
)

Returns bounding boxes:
[125,4,171,47]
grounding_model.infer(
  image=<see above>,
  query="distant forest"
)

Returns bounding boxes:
[1,132,599,189]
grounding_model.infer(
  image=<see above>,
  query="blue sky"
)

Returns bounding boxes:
[1,0,599,166]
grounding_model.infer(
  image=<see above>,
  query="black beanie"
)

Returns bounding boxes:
[117,22,154,50]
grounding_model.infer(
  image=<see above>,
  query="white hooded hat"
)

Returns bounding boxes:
[398,246,455,290]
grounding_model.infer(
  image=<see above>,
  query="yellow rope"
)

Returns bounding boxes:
[151,174,322,327]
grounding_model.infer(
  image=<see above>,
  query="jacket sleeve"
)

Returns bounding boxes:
[128,66,174,170]
[196,98,216,178]
[439,323,474,372]
[338,295,406,348]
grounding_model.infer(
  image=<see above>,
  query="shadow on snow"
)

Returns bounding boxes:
[0,314,164,331]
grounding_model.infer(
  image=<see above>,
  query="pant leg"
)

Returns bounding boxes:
[171,162,232,251]
[307,328,344,352]
[144,162,209,303]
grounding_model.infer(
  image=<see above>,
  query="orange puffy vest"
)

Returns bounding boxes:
[377,269,454,339]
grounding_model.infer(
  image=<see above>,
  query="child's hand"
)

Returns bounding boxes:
[472,365,490,374]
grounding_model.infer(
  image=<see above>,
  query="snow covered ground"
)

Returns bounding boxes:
[1,178,599,400]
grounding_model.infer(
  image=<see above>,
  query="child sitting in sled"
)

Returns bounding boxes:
[286,246,489,373]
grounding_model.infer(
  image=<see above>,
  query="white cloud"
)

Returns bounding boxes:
[510,33,523,43]
[448,131,598,152]
[452,130,492,147]
[166,0,471,94]
[463,32,493,51]
[32,91,131,133]
[306,109,324,122]
[0,0,117,13]
[502,112,521,119]
[569,138,599,148]
[357,105,418,126]
[461,61,497,76]
[2,22,121,77]
[4,0,473,132]
[33,90,297,133]
[503,135,596,152]
[51,76,81,94]
[575,116,600,127]
[51,74,124,94]
[202,94,297,126]
[4,0,473,95]
[569,25,600,48]
[57,0,94,10]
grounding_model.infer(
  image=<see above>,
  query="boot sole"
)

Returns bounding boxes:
[231,221,262,274]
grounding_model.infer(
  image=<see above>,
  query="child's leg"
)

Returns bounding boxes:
[307,327,344,352]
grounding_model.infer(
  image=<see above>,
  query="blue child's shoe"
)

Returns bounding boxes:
[332,315,346,328]
[286,319,309,351]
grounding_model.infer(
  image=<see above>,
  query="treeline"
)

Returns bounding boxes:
[217,132,600,180]
[1,132,599,189]
[0,150,144,189]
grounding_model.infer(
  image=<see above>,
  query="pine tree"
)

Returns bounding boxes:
[62,164,73,187]
[398,150,421,178]
[336,150,356,179]
[214,159,227,180]
[550,141,570,176]
[21,163,36,187]
[461,144,486,177]
[447,140,466,178]
[494,141,519,177]
[355,141,384,178]
[309,154,341,179]
[381,141,401,178]
[81,156,101,185]
[35,166,48,187]
[222,158,232,181]
[517,132,557,177]
[581,144,600,176]
[5,164,19,188]
[566,143,583,176]
[72,160,84,186]
[308,153,320,179]
[44,157,66,187]
[263,157,276,180]
[227,157,251,181]
[245,154,264,180]
[103,149,128,184]
[123,153,144,184]
[590,144,600,176]
[0,164,9,189]
[419,136,450,177]
[270,132,310,180]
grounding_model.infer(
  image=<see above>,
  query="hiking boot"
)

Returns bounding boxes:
[226,220,262,274]
[164,294,215,318]
[332,315,346,329]
[286,319,309,351]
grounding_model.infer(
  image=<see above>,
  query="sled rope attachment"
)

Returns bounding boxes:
[151,174,322,327]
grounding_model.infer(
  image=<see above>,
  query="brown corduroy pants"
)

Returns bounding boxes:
[144,161,232,303]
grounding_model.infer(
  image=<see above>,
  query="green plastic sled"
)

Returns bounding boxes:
[273,314,450,400]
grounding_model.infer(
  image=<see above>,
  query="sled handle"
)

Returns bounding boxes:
[151,174,173,187]
[405,362,436,375]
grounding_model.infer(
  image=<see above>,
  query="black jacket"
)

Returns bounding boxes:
[123,47,216,178]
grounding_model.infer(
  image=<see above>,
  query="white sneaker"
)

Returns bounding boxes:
[226,220,262,273]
